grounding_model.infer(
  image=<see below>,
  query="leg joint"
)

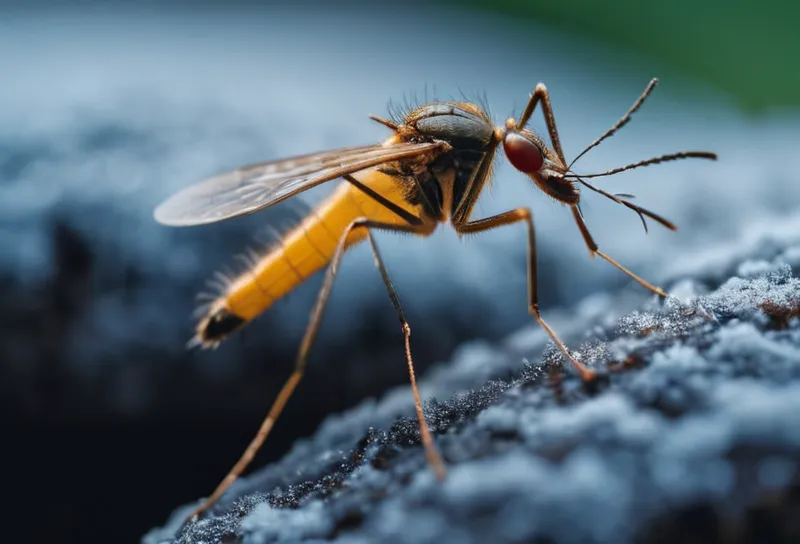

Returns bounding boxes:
[516,207,533,221]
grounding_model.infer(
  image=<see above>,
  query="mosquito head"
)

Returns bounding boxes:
[502,118,579,205]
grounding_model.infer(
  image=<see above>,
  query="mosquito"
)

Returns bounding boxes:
[154,77,717,521]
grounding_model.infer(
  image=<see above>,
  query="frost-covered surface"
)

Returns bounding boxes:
[144,246,800,543]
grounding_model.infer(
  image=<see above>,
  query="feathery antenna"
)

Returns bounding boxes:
[575,175,678,233]
[568,151,717,180]
[568,78,660,170]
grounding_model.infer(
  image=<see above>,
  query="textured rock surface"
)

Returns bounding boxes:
[144,220,800,544]
[5,5,800,544]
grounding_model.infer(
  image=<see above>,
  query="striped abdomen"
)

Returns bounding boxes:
[195,170,417,347]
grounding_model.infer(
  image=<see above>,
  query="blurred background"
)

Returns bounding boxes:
[2,1,798,542]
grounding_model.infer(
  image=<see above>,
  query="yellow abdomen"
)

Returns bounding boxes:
[197,170,417,344]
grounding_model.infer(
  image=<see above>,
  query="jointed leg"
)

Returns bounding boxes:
[516,83,567,166]
[351,220,445,482]
[514,80,667,299]
[186,217,442,522]
[455,208,596,382]
[570,205,667,297]
[516,79,661,173]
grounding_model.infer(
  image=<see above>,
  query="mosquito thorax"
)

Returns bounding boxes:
[406,102,495,151]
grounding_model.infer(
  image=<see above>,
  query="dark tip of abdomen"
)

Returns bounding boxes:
[198,307,246,346]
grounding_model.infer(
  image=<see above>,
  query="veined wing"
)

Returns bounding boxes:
[154,141,448,226]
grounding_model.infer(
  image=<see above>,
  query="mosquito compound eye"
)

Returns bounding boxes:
[503,132,544,173]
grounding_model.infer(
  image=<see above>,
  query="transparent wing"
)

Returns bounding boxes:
[154,141,447,226]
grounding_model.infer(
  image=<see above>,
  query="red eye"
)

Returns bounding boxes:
[503,132,544,173]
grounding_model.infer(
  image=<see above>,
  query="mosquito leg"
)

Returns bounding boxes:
[570,205,667,297]
[455,208,596,382]
[354,219,445,481]
[517,79,662,172]
[516,83,568,166]
[186,216,440,522]
[342,174,424,227]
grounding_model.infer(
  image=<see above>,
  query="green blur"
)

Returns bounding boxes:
[458,0,800,113]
